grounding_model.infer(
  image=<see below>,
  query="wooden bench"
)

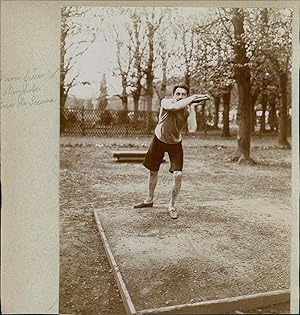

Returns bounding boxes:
[112,150,147,161]
[112,150,166,162]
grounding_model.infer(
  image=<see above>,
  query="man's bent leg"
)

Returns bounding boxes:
[168,171,182,219]
[144,170,158,203]
[134,170,158,208]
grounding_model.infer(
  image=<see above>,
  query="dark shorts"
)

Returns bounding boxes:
[143,135,183,173]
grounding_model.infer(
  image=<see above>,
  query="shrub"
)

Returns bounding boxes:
[100,110,113,125]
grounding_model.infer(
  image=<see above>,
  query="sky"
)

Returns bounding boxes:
[64,6,292,101]
[64,6,210,100]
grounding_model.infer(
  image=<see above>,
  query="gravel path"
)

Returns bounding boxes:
[59,136,292,314]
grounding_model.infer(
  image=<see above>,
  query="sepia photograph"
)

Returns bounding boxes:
[0,0,299,314]
[58,4,296,314]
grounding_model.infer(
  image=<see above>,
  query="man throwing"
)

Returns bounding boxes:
[134,83,209,219]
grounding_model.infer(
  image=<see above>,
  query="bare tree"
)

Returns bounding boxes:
[221,83,233,137]
[126,9,147,116]
[182,26,195,88]
[153,11,178,100]
[192,11,236,134]
[105,8,148,120]
[96,74,108,110]
[115,40,133,112]
[153,33,173,100]
[260,8,292,148]
[175,17,202,90]
[60,7,99,133]
[144,8,165,113]
[230,8,255,163]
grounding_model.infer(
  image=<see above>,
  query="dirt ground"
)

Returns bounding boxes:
[59,135,292,315]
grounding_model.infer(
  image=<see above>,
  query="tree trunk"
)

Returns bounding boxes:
[231,8,255,164]
[145,25,154,131]
[213,96,220,129]
[121,73,128,112]
[60,85,67,135]
[250,89,258,134]
[133,93,139,125]
[131,13,143,125]
[60,9,67,135]
[123,96,128,112]
[146,27,154,113]
[133,95,139,113]
[222,88,231,137]
[146,91,152,112]
[235,70,252,162]
[132,62,142,123]
[120,95,128,124]
[161,61,167,98]
[200,104,207,136]
[260,91,267,134]
[268,94,277,132]
[278,72,291,148]
[184,71,190,90]
[122,92,128,112]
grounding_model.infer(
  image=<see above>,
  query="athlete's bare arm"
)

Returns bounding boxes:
[161,94,209,111]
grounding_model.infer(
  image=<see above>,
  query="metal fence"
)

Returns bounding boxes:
[61,108,281,137]
[61,108,160,137]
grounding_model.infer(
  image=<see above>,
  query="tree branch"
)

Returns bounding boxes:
[65,71,80,95]
[217,8,233,44]
[65,40,91,52]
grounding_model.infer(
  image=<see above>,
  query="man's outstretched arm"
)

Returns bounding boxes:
[161,94,209,111]
[187,99,208,133]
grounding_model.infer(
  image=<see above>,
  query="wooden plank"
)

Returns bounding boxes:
[94,210,137,315]
[112,150,147,161]
[116,156,144,162]
[137,290,290,314]
[112,151,147,157]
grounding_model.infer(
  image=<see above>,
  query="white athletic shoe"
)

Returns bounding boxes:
[168,207,178,219]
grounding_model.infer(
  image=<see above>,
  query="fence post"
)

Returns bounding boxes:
[81,107,85,136]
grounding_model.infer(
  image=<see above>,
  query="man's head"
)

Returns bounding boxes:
[172,83,189,101]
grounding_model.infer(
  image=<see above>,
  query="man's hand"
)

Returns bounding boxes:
[193,100,207,111]
[191,94,210,104]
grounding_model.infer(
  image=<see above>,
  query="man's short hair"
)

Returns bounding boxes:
[173,83,189,96]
